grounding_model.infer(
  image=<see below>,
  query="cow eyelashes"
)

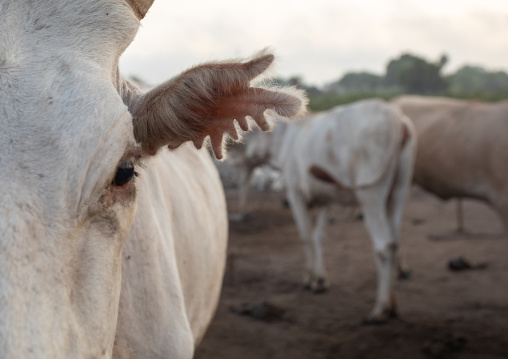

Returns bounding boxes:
[112,160,138,187]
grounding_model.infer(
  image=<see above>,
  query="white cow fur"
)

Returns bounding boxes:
[0,1,306,358]
[238,99,417,322]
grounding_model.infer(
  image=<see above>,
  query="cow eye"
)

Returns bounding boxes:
[112,160,136,187]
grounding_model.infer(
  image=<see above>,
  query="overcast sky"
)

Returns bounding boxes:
[119,0,508,87]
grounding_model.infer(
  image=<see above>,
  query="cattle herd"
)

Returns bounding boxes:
[0,0,507,358]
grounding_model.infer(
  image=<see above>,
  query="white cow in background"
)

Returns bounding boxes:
[227,138,282,210]
[238,99,416,323]
[0,0,306,358]
[392,95,508,232]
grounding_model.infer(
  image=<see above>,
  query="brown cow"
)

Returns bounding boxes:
[392,95,508,230]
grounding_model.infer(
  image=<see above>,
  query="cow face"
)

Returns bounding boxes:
[0,2,143,357]
[0,0,306,357]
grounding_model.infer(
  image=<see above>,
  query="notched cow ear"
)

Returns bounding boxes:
[130,49,308,159]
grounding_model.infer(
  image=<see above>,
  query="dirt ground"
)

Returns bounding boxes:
[195,187,508,359]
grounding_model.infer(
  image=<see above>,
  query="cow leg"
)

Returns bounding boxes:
[356,166,400,324]
[309,207,329,293]
[286,190,327,292]
[237,165,254,214]
[357,193,398,323]
[360,129,414,322]
[387,147,414,280]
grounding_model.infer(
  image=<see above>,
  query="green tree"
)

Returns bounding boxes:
[325,72,384,93]
[448,66,508,94]
[384,53,448,94]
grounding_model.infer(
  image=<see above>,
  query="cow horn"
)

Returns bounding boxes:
[125,0,155,19]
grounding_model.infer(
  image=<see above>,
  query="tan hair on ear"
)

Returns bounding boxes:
[125,0,155,19]
[131,50,308,159]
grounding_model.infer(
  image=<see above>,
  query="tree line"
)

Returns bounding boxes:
[274,53,508,111]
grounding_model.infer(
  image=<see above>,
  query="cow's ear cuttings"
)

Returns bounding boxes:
[130,50,308,159]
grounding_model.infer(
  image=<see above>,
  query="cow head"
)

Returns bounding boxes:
[0,1,306,357]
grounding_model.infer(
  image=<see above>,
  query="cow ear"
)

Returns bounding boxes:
[130,50,308,159]
[125,0,155,19]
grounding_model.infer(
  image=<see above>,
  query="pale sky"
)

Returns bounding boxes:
[119,0,508,87]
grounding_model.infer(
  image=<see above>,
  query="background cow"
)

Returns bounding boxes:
[392,95,508,232]
[0,1,306,358]
[235,99,416,322]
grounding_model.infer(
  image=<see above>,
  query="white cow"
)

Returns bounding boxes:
[238,99,416,322]
[0,1,306,358]
[392,95,508,231]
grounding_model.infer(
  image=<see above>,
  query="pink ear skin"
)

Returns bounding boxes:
[131,52,307,159]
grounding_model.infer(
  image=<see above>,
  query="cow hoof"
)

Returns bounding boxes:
[388,306,398,318]
[311,285,328,294]
[310,277,329,294]
[303,276,328,293]
[363,307,397,325]
[281,198,290,209]
[398,270,412,280]
[240,213,253,222]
